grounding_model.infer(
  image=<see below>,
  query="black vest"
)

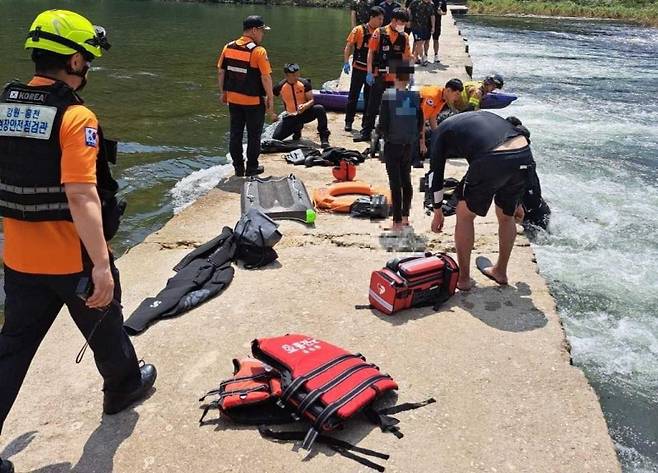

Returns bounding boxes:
[222,41,266,98]
[0,79,123,240]
[353,24,375,69]
[376,27,407,70]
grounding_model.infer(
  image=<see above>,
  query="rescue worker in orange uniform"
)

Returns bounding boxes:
[354,8,411,142]
[343,6,384,132]
[418,78,463,156]
[217,15,274,177]
[272,63,330,149]
[0,11,157,473]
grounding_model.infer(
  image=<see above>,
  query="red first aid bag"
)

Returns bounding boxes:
[368,253,459,315]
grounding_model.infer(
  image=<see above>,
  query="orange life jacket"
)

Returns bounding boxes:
[313,181,391,213]
[222,40,266,97]
[280,80,307,114]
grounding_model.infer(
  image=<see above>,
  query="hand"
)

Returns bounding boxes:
[366,72,375,86]
[343,62,351,74]
[270,112,279,122]
[431,210,444,233]
[514,205,525,224]
[297,104,306,113]
[266,96,274,113]
[420,141,428,156]
[86,263,114,308]
[219,92,227,105]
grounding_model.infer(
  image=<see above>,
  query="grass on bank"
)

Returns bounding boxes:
[468,0,658,27]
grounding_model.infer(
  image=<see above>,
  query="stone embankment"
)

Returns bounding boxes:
[1,9,621,473]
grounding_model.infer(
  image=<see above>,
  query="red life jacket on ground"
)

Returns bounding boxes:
[251,334,399,449]
[199,358,292,425]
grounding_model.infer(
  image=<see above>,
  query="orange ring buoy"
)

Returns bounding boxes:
[312,181,391,213]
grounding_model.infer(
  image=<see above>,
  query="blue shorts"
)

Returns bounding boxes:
[412,28,431,41]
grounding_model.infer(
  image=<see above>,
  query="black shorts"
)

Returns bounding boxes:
[432,15,442,39]
[456,146,535,217]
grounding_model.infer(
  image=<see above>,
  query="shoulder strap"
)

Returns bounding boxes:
[259,427,389,472]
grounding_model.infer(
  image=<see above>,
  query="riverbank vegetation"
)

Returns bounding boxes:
[468,0,658,27]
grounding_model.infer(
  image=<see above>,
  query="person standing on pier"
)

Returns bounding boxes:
[378,63,423,230]
[217,15,274,177]
[354,8,411,142]
[407,0,435,66]
[0,11,157,473]
[430,0,447,62]
[343,6,385,132]
[428,111,534,290]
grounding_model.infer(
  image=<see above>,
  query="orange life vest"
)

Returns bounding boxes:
[313,181,391,213]
[280,80,307,114]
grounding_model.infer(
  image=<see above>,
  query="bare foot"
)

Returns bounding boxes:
[457,278,472,291]
[481,266,508,285]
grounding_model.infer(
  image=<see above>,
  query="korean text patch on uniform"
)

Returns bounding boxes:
[0,104,57,140]
[85,127,98,147]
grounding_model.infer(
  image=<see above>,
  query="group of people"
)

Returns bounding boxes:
[217,15,332,178]
[0,7,539,473]
[342,4,538,293]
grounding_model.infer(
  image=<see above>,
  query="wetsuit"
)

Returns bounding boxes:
[429,111,535,216]
[379,89,423,222]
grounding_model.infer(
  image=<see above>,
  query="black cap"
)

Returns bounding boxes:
[284,63,300,73]
[243,15,271,31]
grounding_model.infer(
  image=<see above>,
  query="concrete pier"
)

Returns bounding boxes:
[1,10,621,473]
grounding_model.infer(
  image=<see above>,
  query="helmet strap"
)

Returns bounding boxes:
[65,59,90,92]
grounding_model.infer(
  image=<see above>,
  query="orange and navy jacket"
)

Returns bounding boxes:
[1,76,103,274]
[420,85,446,121]
[346,23,378,71]
[218,36,272,106]
[273,78,312,114]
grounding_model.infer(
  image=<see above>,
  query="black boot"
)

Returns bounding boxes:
[320,131,330,149]
[344,122,353,132]
[0,458,14,473]
[103,362,157,415]
[353,133,371,142]
[245,165,265,176]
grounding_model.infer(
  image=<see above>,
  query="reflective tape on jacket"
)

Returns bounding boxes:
[222,41,266,98]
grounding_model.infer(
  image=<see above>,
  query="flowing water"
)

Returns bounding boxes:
[0,2,656,471]
[458,15,658,473]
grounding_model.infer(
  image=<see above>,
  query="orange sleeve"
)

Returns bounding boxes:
[217,45,227,68]
[369,30,380,51]
[59,105,98,184]
[253,47,272,75]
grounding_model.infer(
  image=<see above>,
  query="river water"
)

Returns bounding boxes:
[458,15,658,473]
[0,2,656,471]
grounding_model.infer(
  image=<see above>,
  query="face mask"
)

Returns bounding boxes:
[395,24,405,33]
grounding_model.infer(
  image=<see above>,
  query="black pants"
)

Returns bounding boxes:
[361,77,391,137]
[229,102,265,171]
[345,68,371,126]
[0,262,141,434]
[272,105,328,141]
[384,142,413,222]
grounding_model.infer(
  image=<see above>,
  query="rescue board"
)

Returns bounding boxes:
[241,174,316,224]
